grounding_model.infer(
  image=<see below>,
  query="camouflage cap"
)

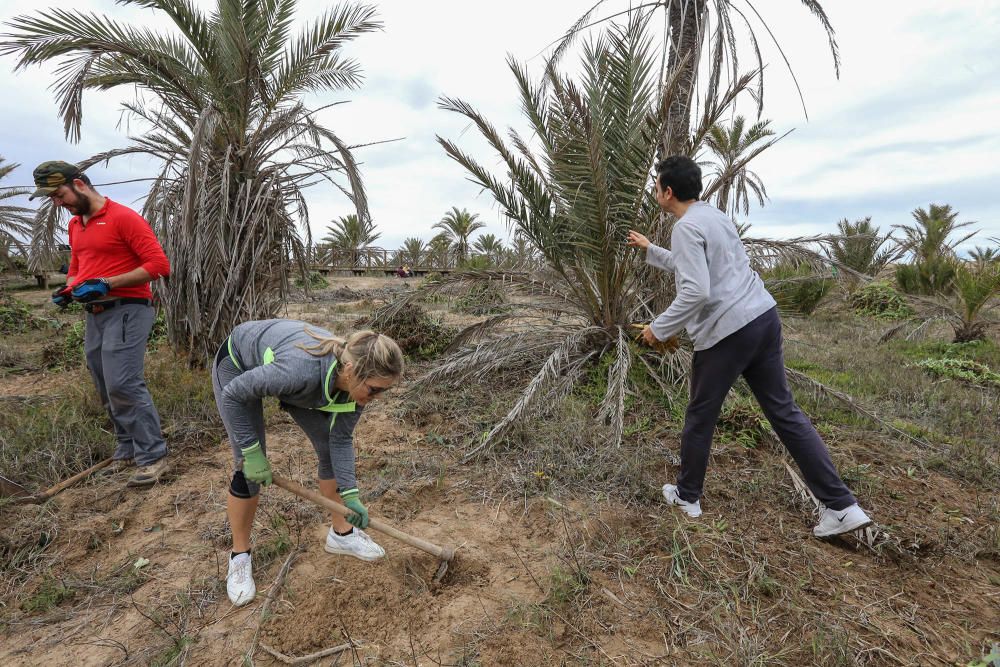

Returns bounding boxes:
[30,161,83,200]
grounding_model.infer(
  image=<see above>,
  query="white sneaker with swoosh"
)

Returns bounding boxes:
[813,503,872,537]
[662,484,703,518]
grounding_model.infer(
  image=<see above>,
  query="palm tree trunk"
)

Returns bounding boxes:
[663,0,708,157]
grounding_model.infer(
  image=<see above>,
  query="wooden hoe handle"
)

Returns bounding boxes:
[17,457,115,504]
[272,474,455,562]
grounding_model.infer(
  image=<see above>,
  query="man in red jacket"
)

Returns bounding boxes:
[32,161,171,487]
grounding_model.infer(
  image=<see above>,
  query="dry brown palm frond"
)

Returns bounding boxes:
[785,367,934,450]
[462,326,607,462]
[26,202,65,275]
[598,327,632,448]
[411,330,575,391]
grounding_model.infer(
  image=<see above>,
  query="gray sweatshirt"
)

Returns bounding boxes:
[647,201,776,351]
[223,319,362,489]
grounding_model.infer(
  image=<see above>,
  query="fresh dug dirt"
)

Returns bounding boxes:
[1,279,998,665]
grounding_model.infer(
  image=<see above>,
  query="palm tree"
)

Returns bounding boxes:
[433,207,484,266]
[426,232,453,269]
[969,245,1000,268]
[504,234,538,270]
[322,214,380,268]
[556,1,839,157]
[824,217,901,282]
[473,233,504,266]
[948,263,1000,342]
[413,14,679,453]
[703,116,778,216]
[398,237,425,267]
[2,1,381,362]
[0,158,32,270]
[894,204,976,295]
[372,11,902,461]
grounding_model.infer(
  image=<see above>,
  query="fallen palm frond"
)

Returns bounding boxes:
[782,461,878,550]
[785,367,934,450]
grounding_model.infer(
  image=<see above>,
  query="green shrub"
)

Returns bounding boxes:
[356,302,455,359]
[19,575,75,614]
[764,263,833,315]
[0,293,49,334]
[895,257,956,295]
[41,321,85,368]
[849,281,913,319]
[916,357,1000,389]
[455,281,508,315]
[294,271,329,290]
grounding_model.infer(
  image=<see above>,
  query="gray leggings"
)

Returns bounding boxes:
[211,347,342,497]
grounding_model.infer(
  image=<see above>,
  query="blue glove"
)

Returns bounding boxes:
[51,285,73,308]
[71,278,111,303]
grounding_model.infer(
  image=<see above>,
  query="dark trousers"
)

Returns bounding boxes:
[84,303,167,466]
[676,307,856,511]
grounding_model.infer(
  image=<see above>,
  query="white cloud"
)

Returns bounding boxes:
[1,0,997,250]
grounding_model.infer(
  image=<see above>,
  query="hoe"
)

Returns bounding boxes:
[0,458,113,505]
[272,474,456,582]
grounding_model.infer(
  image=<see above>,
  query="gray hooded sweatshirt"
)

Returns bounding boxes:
[222,319,362,489]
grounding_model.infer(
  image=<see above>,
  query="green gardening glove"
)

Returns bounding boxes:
[340,488,369,529]
[240,442,272,486]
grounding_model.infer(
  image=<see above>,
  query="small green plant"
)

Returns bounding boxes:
[253,514,292,569]
[717,394,770,449]
[916,357,1000,389]
[545,565,589,606]
[849,281,913,319]
[20,575,75,613]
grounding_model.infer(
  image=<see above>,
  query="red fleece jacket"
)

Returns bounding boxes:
[67,199,170,300]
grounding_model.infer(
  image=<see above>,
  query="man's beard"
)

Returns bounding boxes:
[64,185,92,216]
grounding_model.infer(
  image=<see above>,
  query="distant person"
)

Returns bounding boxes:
[33,160,171,487]
[402,265,413,278]
[395,265,407,278]
[213,320,403,606]
[628,156,872,538]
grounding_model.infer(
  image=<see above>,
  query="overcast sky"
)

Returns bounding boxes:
[1,0,997,253]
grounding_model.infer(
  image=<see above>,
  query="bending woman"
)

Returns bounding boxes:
[212,319,404,606]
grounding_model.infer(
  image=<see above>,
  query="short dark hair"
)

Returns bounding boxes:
[656,156,702,201]
[72,172,93,187]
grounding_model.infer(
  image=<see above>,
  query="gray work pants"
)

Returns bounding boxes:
[84,303,167,466]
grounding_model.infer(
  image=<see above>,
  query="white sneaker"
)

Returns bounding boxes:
[226,552,256,606]
[324,528,386,562]
[813,503,872,538]
[662,484,702,518]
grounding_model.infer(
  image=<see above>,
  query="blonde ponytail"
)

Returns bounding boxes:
[299,327,404,381]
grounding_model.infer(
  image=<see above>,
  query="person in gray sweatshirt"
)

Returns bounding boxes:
[212,319,404,606]
[628,155,872,539]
